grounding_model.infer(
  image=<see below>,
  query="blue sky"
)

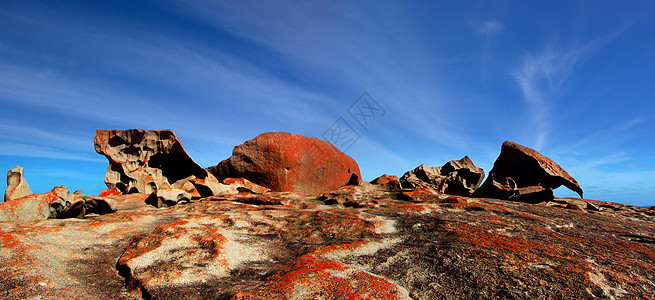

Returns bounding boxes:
[1,1,654,206]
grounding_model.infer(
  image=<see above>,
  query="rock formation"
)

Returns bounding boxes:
[207,132,361,196]
[145,188,192,208]
[4,166,32,202]
[370,174,401,190]
[400,156,484,196]
[1,130,655,299]
[473,141,583,203]
[0,185,116,221]
[94,129,230,197]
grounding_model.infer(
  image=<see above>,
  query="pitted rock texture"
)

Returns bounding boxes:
[1,190,653,299]
[94,129,226,197]
[4,166,32,202]
[473,141,583,203]
[207,132,361,196]
[400,156,484,196]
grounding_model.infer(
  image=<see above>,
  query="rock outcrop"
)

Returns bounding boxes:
[94,129,229,197]
[207,132,361,196]
[473,141,583,203]
[370,174,401,190]
[4,166,32,202]
[0,185,117,221]
[400,156,484,196]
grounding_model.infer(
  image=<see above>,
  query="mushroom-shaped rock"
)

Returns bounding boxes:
[207,132,361,196]
[4,166,33,202]
[400,156,484,196]
[472,141,583,203]
[94,129,228,197]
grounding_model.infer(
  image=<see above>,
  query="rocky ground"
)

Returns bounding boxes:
[1,188,654,299]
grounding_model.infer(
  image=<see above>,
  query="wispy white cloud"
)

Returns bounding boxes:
[0,142,103,162]
[479,20,505,36]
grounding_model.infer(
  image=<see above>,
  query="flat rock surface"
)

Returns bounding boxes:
[1,190,654,299]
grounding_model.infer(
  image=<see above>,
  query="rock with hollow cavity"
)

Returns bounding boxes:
[145,188,192,208]
[400,156,484,196]
[473,141,583,203]
[207,132,361,196]
[4,166,33,202]
[94,129,228,197]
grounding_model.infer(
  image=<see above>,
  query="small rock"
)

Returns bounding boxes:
[145,189,192,208]
[4,166,33,202]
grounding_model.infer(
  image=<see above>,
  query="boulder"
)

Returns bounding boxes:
[473,141,583,203]
[145,188,192,208]
[0,193,50,221]
[94,129,228,198]
[207,132,361,196]
[370,174,401,190]
[4,166,33,202]
[0,185,93,221]
[400,156,484,196]
[47,185,86,219]
[80,195,118,215]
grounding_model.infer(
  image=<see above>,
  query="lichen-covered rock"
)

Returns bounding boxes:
[4,166,32,202]
[0,193,50,221]
[473,141,583,203]
[1,190,654,299]
[207,132,361,196]
[94,129,230,198]
[400,156,484,196]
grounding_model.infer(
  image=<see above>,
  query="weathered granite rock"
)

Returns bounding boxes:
[208,132,361,196]
[400,156,484,196]
[4,166,32,202]
[370,174,401,190]
[222,178,271,194]
[473,141,583,203]
[145,188,192,208]
[0,193,50,221]
[2,191,653,299]
[80,195,118,215]
[94,129,228,197]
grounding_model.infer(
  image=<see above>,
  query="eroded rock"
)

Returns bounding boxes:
[400,156,484,196]
[94,129,229,197]
[145,188,192,208]
[370,174,401,190]
[4,166,32,202]
[473,141,583,203]
[207,132,361,196]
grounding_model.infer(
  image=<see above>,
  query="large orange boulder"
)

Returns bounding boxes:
[473,141,583,203]
[207,132,361,196]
